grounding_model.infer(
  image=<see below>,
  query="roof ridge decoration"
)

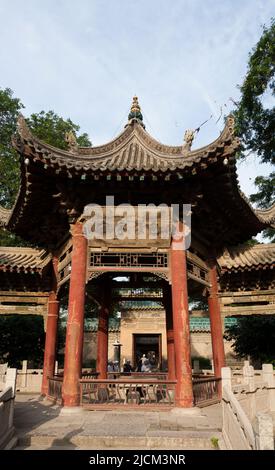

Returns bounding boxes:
[13,112,238,163]
[182,129,195,152]
[65,130,79,153]
[127,96,145,129]
[2,107,274,245]
[17,113,33,140]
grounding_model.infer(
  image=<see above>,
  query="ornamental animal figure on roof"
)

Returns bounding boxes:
[183,129,195,152]
[65,130,78,152]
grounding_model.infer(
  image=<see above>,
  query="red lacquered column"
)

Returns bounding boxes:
[41,256,59,396]
[96,300,109,379]
[62,222,87,406]
[163,285,176,381]
[170,224,193,407]
[208,262,225,386]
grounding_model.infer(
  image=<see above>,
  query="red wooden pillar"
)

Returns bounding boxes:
[166,330,176,381]
[163,284,176,381]
[170,224,193,407]
[208,262,225,382]
[96,301,109,379]
[41,256,59,396]
[62,222,87,407]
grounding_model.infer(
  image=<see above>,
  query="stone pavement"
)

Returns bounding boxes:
[14,394,223,450]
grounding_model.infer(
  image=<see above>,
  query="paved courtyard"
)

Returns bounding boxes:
[14,394,222,450]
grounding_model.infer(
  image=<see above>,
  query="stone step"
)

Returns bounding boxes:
[16,431,221,450]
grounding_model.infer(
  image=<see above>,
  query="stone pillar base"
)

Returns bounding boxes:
[60,406,84,415]
[170,406,202,416]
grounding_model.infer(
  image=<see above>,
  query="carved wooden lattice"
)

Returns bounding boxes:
[90,252,168,268]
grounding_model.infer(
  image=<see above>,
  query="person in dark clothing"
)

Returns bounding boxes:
[136,357,142,372]
[123,360,133,374]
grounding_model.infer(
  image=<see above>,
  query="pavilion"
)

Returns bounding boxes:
[0,97,274,408]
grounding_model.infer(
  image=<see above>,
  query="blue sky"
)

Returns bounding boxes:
[0,0,274,199]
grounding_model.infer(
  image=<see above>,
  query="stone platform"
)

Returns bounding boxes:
[14,394,223,450]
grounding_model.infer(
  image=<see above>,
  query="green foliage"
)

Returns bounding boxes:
[224,315,275,364]
[0,88,23,208]
[0,99,92,209]
[0,315,45,368]
[242,237,259,246]
[250,172,275,207]
[210,437,219,449]
[27,110,91,150]
[250,172,275,242]
[234,18,275,241]
[192,356,212,370]
[234,18,275,164]
[0,87,92,246]
[0,228,31,247]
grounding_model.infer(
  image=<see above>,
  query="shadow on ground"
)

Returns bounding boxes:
[46,428,84,450]
[13,394,222,450]
[14,394,70,449]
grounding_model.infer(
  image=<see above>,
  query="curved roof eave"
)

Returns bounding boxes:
[255,203,275,228]
[13,114,238,168]
[218,243,275,271]
[0,246,52,272]
[0,206,12,227]
[1,113,273,241]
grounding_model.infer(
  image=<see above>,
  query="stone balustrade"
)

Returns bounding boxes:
[0,360,57,393]
[221,363,275,450]
[0,368,17,449]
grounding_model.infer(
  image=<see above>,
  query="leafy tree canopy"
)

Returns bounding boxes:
[0,315,45,368]
[0,87,92,245]
[224,315,275,365]
[0,88,24,209]
[234,18,275,164]
[234,18,275,241]
[27,110,91,151]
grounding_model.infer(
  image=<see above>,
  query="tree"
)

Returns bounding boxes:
[0,88,24,209]
[250,173,275,241]
[224,315,275,365]
[234,18,275,241]
[235,18,275,164]
[0,229,31,247]
[27,110,91,150]
[0,315,45,368]
[0,87,92,245]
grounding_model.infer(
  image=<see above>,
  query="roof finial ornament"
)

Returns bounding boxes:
[127,96,145,129]
[16,114,32,139]
[182,129,195,152]
[65,130,78,153]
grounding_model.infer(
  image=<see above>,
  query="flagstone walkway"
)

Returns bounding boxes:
[14,394,223,450]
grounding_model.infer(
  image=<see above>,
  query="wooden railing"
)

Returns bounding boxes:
[54,371,99,379]
[79,378,176,407]
[107,372,168,380]
[48,376,63,402]
[193,376,221,406]
[48,374,220,408]
[81,372,100,380]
